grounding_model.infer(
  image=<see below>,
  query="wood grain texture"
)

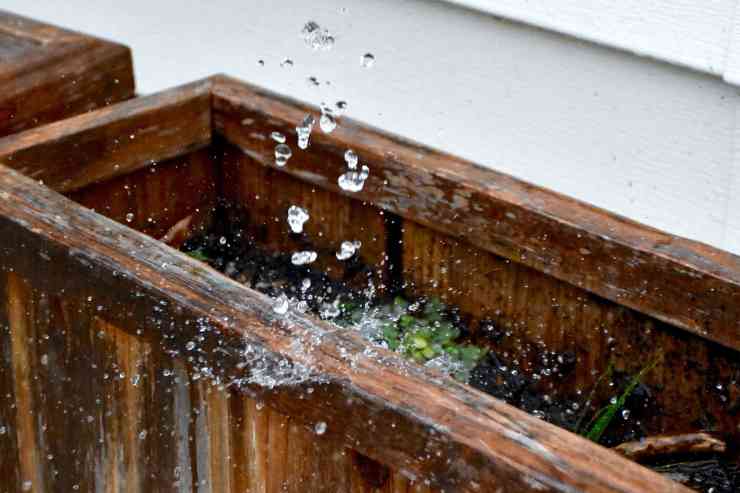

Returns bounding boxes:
[0,78,211,193]
[401,221,740,438]
[0,10,134,137]
[212,75,740,353]
[0,154,689,492]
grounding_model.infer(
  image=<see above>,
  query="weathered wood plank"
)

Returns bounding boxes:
[212,75,740,353]
[0,10,134,137]
[0,150,689,492]
[0,271,21,493]
[0,79,211,193]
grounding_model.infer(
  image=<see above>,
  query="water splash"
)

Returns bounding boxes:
[271,131,286,143]
[336,240,361,260]
[275,144,293,167]
[302,21,335,50]
[287,205,310,233]
[296,114,315,149]
[291,251,318,266]
[338,165,370,192]
[314,421,327,435]
[273,293,290,315]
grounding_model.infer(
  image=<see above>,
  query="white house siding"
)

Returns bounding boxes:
[5,0,740,253]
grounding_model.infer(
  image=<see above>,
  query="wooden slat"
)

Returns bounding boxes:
[0,10,134,137]
[0,271,21,493]
[0,78,212,193]
[0,149,689,492]
[212,75,740,353]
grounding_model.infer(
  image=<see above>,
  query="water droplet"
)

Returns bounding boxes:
[287,206,310,234]
[302,21,335,50]
[320,301,341,319]
[621,409,631,420]
[338,165,370,192]
[270,131,286,143]
[306,76,320,87]
[335,101,348,114]
[280,58,294,68]
[0,426,5,435]
[22,480,32,491]
[336,240,361,260]
[186,341,196,351]
[257,59,265,66]
[125,212,134,223]
[301,278,312,292]
[344,149,358,169]
[319,103,337,133]
[138,430,147,440]
[40,354,48,366]
[273,294,290,315]
[219,236,227,245]
[314,421,327,435]
[275,143,293,167]
[361,53,375,68]
[291,251,317,266]
[296,115,315,149]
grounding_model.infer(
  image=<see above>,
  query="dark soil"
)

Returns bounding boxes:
[182,230,738,493]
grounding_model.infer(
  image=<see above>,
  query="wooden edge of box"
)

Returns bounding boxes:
[0,9,135,136]
[209,74,740,354]
[0,162,689,493]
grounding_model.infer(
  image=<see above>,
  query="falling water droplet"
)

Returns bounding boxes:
[273,293,290,315]
[291,251,317,266]
[314,421,327,435]
[320,103,337,133]
[335,101,348,114]
[270,131,286,143]
[336,240,361,260]
[338,165,370,192]
[287,206,310,233]
[302,21,335,50]
[275,144,293,167]
[22,481,32,492]
[219,236,227,245]
[301,278,312,292]
[296,115,315,149]
[125,212,134,223]
[280,58,294,68]
[344,149,358,169]
[138,430,148,440]
[621,409,631,420]
[361,53,375,68]
[306,76,320,87]
[186,341,196,351]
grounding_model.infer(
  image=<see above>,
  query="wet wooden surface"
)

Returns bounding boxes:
[0,156,689,492]
[0,10,134,137]
[212,75,740,354]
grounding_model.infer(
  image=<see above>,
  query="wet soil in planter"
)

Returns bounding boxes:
[181,230,739,492]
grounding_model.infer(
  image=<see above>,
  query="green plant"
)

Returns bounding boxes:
[186,249,210,262]
[341,296,487,380]
[583,356,660,443]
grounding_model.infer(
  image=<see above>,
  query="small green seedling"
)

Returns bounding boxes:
[583,356,660,443]
[186,249,210,262]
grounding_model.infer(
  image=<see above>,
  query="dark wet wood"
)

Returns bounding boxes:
[212,75,740,354]
[0,79,211,193]
[614,433,727,463]
[0,158,689,492]
[0,10,134,137]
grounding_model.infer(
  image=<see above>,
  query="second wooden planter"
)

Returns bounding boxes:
[0,75,736,492]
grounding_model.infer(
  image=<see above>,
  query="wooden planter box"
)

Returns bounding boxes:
[0,10,134,137]
[0,75,736,492]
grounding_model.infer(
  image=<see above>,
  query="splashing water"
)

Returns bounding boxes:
[336,240,361,260]
[344,149,358,169]
[275,144,293,167]
[287,205,310,233]
[338,165,370,192]
[361,53,375,68]
[319,103,337,133]
[291,251,318,266]
[271,131,286,143]
[296,114,315,149]
[302,21,335,50]
[272,293,290,315]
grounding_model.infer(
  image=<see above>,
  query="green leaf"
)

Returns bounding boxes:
[186,249,210,262]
